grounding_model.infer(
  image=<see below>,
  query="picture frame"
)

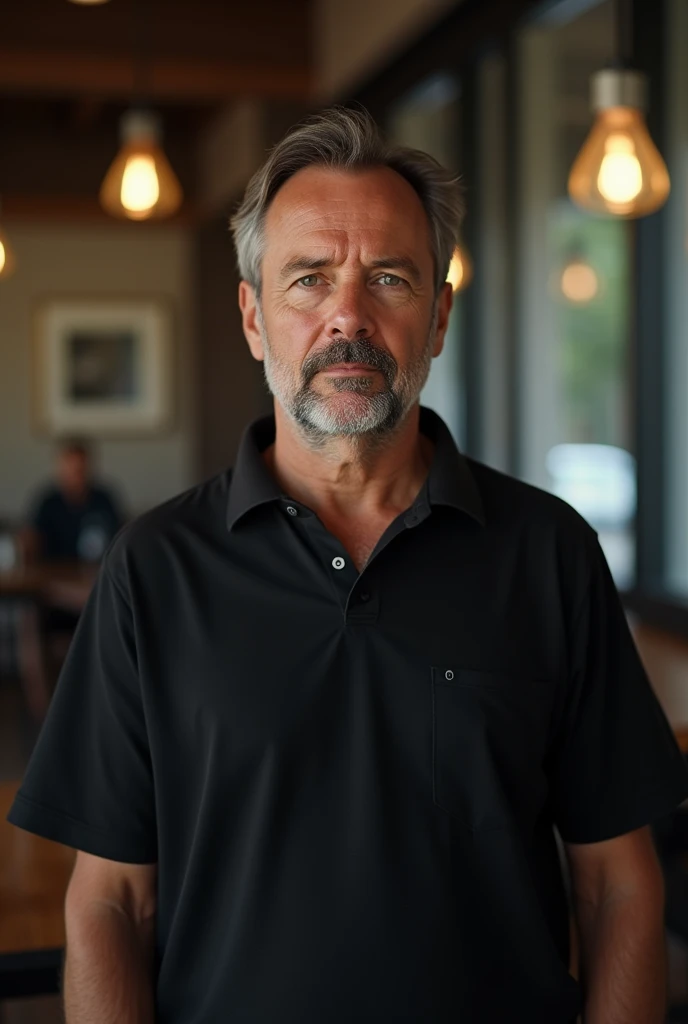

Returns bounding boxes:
[32,296,174,438]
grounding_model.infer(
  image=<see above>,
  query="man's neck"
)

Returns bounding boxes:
[62,486,89,506]
[262,407,433,522]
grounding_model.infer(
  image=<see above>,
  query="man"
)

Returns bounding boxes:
[22,439,125,564]
[6,108,688,1023]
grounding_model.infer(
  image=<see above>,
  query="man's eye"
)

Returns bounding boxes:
[379,274,403,286]
[298,275,319,287]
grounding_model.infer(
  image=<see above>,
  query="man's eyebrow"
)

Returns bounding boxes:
[279,255,423,283]
[279,256,334,280]
[368,257,422,284]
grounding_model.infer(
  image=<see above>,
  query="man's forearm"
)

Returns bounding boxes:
[575,890,667,1024]
[63,901,156,1023]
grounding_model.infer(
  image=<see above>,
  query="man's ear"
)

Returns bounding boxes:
[238,280,265,361]
[432,281,454,359]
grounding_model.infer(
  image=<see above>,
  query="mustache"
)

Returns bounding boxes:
[304,339,396,379]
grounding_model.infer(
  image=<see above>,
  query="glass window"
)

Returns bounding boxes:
[664,0,688,599]
[516,0,636,588]
[386,74,465,450]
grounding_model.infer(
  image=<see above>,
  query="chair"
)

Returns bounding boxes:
[0,521,22,682]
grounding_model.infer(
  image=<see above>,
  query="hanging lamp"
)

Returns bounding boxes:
[446,243,473,293]
[552,243,600,305]
[99,0,183,220]
[100,109,183,220]
[568,0,670,218]
[0,200,16,279]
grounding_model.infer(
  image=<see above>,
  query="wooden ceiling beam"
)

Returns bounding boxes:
[70,98,104,132]
[0,52,311,103]
[0,194,199,227]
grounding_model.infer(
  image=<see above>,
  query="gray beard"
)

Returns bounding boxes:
[256,303,438,446]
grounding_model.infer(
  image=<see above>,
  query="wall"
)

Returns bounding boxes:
[196,100,266,218]
[192,98,312,481]
[0,223,195,521]
[194,207,273,481]
[665,0,688,594]
[313,0,458,101]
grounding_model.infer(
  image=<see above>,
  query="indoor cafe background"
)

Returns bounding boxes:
[1,0,688,1021]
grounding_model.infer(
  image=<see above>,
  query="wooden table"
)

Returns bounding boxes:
[633,622,688,755]
[0,562,97,607]
[0,562,97,723]
[0,780,75,999]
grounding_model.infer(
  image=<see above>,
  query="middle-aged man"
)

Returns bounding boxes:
[7,108,688,1024]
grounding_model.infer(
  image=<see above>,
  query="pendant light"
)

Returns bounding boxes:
[551,243,600,305]
[99,0,183,221]
[0,200,16,279]
[559,256,599,304]
[446,243,473,293]
[568,0,670,218]
[100,110,182,220]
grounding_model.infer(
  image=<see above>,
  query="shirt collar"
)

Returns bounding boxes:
[226,405,486,532]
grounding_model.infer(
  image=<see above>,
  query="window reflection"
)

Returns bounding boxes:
[664,0,688,598]
[517,0,635,587]
[387,74,465,450]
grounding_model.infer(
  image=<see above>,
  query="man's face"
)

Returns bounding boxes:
[57,450,89,494]
[239,165,453,440]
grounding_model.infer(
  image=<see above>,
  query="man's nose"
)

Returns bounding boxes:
[324,279,376,339]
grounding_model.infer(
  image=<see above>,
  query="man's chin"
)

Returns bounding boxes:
[292,396,406,437]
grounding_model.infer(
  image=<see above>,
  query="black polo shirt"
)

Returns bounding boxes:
[8,405,688,1023]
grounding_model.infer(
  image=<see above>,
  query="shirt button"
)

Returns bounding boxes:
[286,506,298,516]
[445,669,454,681]
[360,592,370,602]
[332,556,345,570]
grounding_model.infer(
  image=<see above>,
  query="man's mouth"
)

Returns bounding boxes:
[323,364,377,372]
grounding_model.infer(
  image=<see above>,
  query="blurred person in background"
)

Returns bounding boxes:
[20,438,125,566]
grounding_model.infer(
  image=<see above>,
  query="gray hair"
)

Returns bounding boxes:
[229,106,464,297]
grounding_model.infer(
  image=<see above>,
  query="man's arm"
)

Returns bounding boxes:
[564,825,667,1024]
[16,524,42,565]
[63,851,157,1023]
[19,489,51,564]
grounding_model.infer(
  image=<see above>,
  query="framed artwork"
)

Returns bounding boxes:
[32,297,174,437]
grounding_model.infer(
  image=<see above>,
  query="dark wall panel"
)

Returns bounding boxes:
[193,207,272,481]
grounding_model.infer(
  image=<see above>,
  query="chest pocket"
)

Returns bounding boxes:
[431,666,554,832]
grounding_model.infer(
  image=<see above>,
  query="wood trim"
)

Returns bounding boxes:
[1,195,199,226]
[0,780,75,957]
[0,51,311,103]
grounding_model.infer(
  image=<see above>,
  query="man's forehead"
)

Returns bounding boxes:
[263,165,431,263]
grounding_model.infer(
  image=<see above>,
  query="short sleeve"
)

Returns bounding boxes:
[6,545,157,863]
[548,536,688,844]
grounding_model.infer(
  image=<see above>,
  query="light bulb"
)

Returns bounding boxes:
[100,110,183,221]
[560,260,599,304]
[0,231,16,279]
[446,244,473,293]
[597,134,643,204]
[568,70,670,217]
[120,155,160,214]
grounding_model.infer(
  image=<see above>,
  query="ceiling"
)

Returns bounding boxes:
[0,0,313,219]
